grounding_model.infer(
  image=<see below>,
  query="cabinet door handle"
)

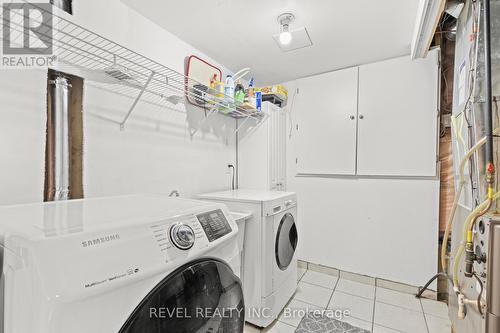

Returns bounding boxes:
[359,115,364,119]
[349,115,355,120]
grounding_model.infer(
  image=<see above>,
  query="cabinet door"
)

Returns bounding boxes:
[269,105,287,190]
[277,108,287,190]
[270,106,279,190]
[357,50,439,176]
[239,110,270,190]
[239,102,286,191]
[296,67,359,175]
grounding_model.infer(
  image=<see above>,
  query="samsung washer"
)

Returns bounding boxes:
[0,195,244,333]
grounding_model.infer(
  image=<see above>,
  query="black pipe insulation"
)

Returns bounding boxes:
[415,272,454,299]
[484,0,495,178]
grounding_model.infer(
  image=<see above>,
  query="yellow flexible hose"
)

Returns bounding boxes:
[441,127,500,273]
[441,185,463,271]
[453,192,500,291]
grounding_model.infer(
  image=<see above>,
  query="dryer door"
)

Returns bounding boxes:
[118,259,244,333]
[275,212,298,270]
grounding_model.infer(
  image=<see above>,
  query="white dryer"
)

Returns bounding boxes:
[198,190,298,327]
[0,195,244,333]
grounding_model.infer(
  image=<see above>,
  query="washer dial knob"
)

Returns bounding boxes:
[170,223,195,250]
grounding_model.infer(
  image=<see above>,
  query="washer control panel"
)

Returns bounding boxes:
[196,209,232,242]
[169,223,195,250]
[150,208,234,255]
[150,214,205,254]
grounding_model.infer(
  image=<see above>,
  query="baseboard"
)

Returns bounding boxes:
[299,259,438,298]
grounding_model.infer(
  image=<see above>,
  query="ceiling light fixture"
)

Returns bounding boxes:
[278,13,295,46]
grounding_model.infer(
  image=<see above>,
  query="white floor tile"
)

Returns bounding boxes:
[376,287,422,312]
[262,320,296,333]
[372,324,404,332]
[327,291,374,322]
[244,323,262,333]
[297,267,306,281]
[300,270,338,289]
[374,302,428,333]
[336,278,375,300]
[342,316,373,331]
[426,314,452,333]
[421,298,449,319]
[294,282,333,308]
[278,298,321,327]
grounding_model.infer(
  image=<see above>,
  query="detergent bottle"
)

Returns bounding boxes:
[224,75,235,103]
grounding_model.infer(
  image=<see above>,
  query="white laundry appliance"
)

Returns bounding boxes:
[230,211,252,281]
[0,195,244,333]
[198,190,298,327]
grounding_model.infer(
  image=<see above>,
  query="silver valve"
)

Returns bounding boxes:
[170,223,195,250]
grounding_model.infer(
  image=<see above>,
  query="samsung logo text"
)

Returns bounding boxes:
[82,234,120,248]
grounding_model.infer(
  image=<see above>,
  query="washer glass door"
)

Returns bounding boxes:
[118,259,244,333]
[275,212,298,270]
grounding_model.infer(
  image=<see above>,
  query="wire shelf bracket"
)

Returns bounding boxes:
[120,71,155,130]
[189,106,219,137]
[233,115,253,135]
[241,112,270,137]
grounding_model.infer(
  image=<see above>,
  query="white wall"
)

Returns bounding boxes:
[284,80,440,287]
[0,69,47,205]
[0,0,236,205]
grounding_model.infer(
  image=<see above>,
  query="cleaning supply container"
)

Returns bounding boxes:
[224,75,235,103]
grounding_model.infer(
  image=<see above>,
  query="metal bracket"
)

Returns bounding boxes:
[120,71,155,130]
[233,116,252,135]
[473,96,486,103]
[237,113,268,137]
[190,106,219,137]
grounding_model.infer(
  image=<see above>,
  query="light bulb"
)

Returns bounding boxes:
[279,31,292,45]
[277,14,295,46]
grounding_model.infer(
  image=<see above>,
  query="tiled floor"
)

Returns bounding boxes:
[244,267,452,333]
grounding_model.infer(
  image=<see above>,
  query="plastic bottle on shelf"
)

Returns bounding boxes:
[208,74,217,104]
[255,91,262,112]
[224,75,235,103]
[242,77,255,111]
[215,81,225,99]
[234,81,245,105]
[246,77,255,99]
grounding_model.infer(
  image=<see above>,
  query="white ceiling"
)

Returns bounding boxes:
[122,0,420,85]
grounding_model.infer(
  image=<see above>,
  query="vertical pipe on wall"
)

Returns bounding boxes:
[235,119,239,189]
[46,76,71,201]
[50,0,72,14]
[483,0,495,187]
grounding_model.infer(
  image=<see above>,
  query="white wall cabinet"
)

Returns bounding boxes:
[239,102,286,190]
[295,67,359,175]
[295,49,439,177]
[357,51,440,176]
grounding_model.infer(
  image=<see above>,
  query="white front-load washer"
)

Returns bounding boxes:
[0,195,244,333]
[198,190,298,327]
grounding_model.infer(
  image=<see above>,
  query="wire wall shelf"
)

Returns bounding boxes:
[0,1,266,135]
